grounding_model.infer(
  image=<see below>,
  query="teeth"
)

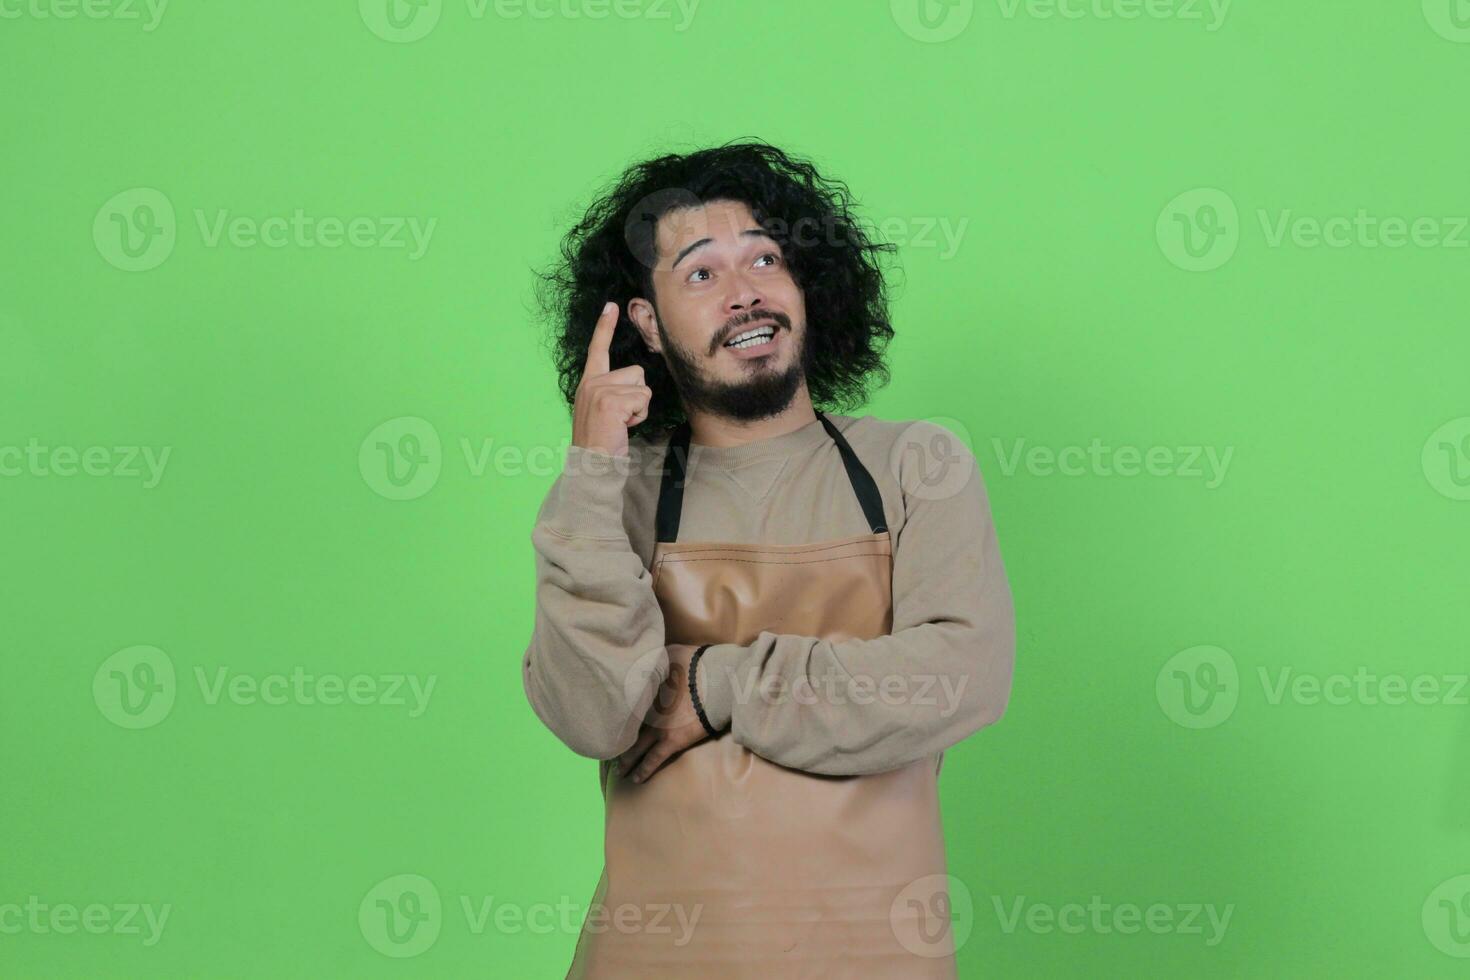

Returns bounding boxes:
[726,327,776,348]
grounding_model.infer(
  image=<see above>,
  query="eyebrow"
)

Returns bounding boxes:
[671,228,776,270]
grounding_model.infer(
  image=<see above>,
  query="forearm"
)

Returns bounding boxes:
[521,445,667,760]
[696,601,1014,776]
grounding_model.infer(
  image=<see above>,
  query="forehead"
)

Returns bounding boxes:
[653,199,761,259]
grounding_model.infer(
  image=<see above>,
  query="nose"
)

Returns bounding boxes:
[727,290,765,320]
[723,263,769,317]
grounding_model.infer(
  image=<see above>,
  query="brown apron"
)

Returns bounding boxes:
[566,411,956,979]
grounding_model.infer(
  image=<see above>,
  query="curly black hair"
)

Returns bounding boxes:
[531,139,900,441]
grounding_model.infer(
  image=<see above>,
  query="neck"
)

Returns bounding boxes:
[685,387,818,449]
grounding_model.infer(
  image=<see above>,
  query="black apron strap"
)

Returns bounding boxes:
[815,410,889,535]
[654,419,693,544]
[654,411,886,543]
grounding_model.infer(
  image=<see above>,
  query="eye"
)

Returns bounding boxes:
[756,252,781,267]
[687,267,711,283]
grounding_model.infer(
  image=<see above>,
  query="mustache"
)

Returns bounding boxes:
[716,311,788,349]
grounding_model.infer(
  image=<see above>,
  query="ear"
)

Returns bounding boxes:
[626,297,662,354]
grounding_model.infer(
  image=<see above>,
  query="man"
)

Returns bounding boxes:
[522,140,1016,978]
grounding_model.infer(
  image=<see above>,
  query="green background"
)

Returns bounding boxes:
[3,1,1468,976]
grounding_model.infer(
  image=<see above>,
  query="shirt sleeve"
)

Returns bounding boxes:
[692,425,1016,776]
[521,444,669,760]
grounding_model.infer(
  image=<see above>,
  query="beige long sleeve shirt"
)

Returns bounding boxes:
[520,411,1016,776]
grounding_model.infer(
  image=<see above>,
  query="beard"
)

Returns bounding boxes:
[654,307,808,423]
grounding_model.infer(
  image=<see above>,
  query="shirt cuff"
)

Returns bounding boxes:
[693,642,747,734]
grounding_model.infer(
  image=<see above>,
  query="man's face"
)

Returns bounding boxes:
[630,198,809,422]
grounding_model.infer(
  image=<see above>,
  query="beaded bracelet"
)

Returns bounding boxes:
[687,644,719,739]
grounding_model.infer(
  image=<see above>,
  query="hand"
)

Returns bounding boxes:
[571,301,651,458]
[616,643,716,783]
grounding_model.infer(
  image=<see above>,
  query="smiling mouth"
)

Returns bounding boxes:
[722,322,780,349]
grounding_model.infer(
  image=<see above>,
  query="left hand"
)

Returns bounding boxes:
[616,643,714,783]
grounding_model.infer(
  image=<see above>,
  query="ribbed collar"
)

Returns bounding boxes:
[681,412,835,467]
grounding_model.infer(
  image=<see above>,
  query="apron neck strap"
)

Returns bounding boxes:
[655,410,888,544]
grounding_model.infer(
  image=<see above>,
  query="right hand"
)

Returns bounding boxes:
[572,301,652,457]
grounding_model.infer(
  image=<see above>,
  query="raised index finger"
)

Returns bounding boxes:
[583,301,618,379]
